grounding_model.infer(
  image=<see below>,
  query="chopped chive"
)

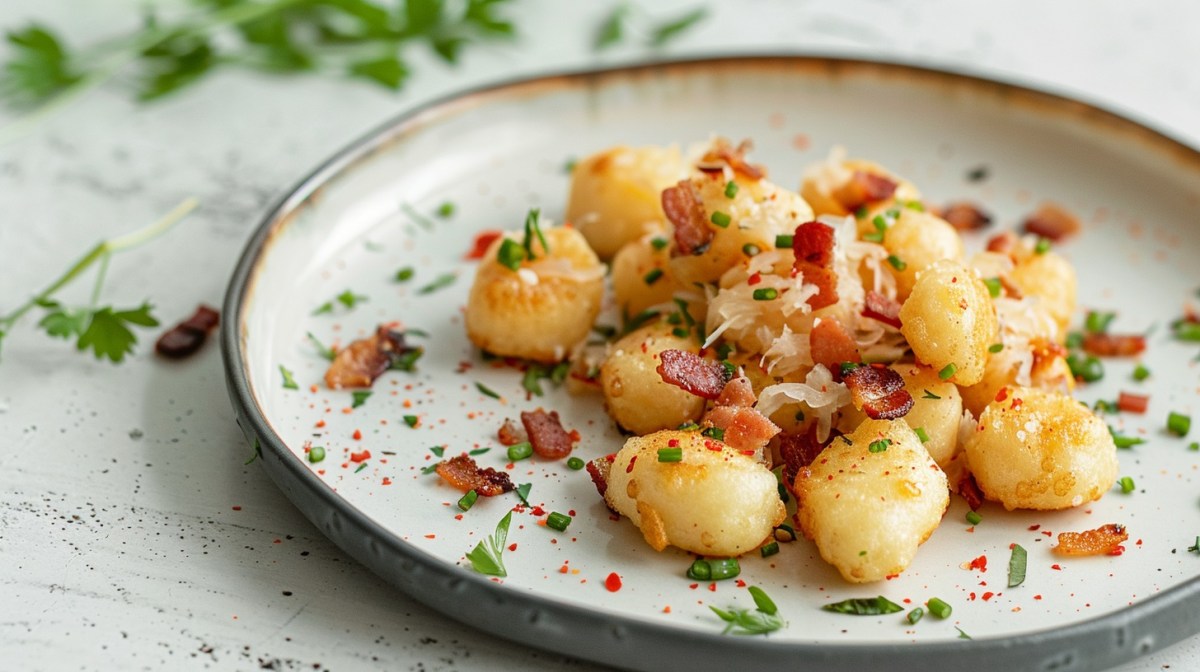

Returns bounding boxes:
[418,273,456,295]
[546,512,572,531]
[1168,411,1192,437]
[724,181,739,198]
[650,236,668,250]
[458,489,479,511]
[1008,543,1027,588]
[1118,476,1136,494]
[623,308,661,334]
[355,462,368,473]
[336,290,367,309]
[350,390,372,408]
[658,447,683,462]
[403,414,418,428]
[839,362,859,377]
[550,361,570,385]
[822,596,903,615]
[475,382,500,399]
[966,510,982,525]
[523,208,549,258]
[774,524,797,542]
[394,266,415,282]
[907,607,924,624]
[497,238,526,271]
[308,445,325,463]
[1085,310,1116,334]
[956,627,972,640]
[567,456,585,470]
[926,597,952,619]
[677,421,700,431]
[1066,352,1104,382]
[280,365,299,390]
[312,301,333,315]
[742,243,761,257]
[710,211,732,228]
[468,447,490,456]
[886,254,907,271]
[514,482,532,505]
[701,426,726,441]
[1189,537,1200,553]
[307,332,335,361]
[672,327,690,338]
[1133,364,1150,381]
[913,427,930,444]
[774,234,793,248]
[862,231,884,243]
[687,557,740,581]
[760,541,779,558]
[868,438,891,453]
[752,288,778,301]
[854,206,869,219]
[507,441,533,461]
[983,277,1001,298]
[1190,442,1199,451]
[563,158,576,173]
[436,202,455,218]
[522,364,547,397]
[672,298,696,327]
[905,200,925,212]
[989,343,1004,353]
[643,268,664,285]
[938,363,957,380]
[1108,425,1146,449]
[1065,331,1084,349]
[1175,321,1200,342]
[1034,237,1051,254]
[922,389,941,400]
[872,214,888,232]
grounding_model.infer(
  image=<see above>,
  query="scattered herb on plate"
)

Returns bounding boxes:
[465,510,513,577]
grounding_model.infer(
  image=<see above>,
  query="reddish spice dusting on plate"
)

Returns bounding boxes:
[982,592,995,601]
[508,543,518,552]
[350,449,370,463]
[969,555,988,572]
[708,583,717,592]
[466,229,503,259]
[381,477,392,485]
[604,572,622,592]
[352,429,363,440]
[231,506,242,511]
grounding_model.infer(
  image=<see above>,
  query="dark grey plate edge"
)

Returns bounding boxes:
[220,54,1200,672]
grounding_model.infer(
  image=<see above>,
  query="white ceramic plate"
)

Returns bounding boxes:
[223,57,1200,672]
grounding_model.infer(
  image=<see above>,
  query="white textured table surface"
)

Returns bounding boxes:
[2,1,1199,670]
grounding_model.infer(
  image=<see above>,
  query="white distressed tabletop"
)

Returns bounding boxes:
[2,1,1198,670]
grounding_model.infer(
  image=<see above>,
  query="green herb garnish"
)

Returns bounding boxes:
[279,364,299,390]
[464,510,513,577]
[418,272,457,295]
[1008,543,1027,588]
[351,391,372,409]
[821,596,903,616]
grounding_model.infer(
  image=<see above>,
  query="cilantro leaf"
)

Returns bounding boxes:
[351,390,372,408]
[349,55,408,89]
[594,4,628,51]
[3,24,82,105]
[38,305,90,339]
[710,586,785,636]
[465,510,512,577]
[137,33,217,101]
[648,7,707,47]
[75,303,158,362]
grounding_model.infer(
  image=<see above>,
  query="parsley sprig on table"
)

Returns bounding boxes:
[0,0,517,141]
[0,198,198,363]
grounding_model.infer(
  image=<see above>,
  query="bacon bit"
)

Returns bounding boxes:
[779,426,828,492]
[1023,202,1081,241]
[656,349,730,400]
[792,221,840,309]
[698,138,765,180]
[842,364,914,420]
[605,572,623,592]
[434,454,515,496]
[520,408,575,459]
[325,325,420,389]
[586,456,612,498]
[986,230,1018,256]
[998,275,1024,300]
[957,472,985,511]
[862,290,902,329]
[1053,523,1129,556]
[1117,391,1150,414]
[497,418,527,446]
[832,170,897,211]
[1082,332,1147,357]
[809,319,860,375]
[155,304,220,359]
[465,229,503,259]
[939,202,993,232]
[350,449,370,463]
[715,376,756,408]
[662,180,712,256]
[703,405,780,453]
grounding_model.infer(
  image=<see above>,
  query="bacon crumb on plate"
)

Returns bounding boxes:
[1053,524,1128,556]
[938,202,993,232]
[1022,202,1081,241]
[435,454,514,496]
[156,304,220,359]
[1081,332,1146,357]
[520,408,575,459]
[831,170,897,210]
[325,325,420,389]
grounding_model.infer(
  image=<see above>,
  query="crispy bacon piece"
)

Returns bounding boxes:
[986,230,1018,255]
[497,418,526,446]
[832,170,897,211]
[520,408,574,460]
[957,471,985,511]
[1117,391,1149,414]
[792,221,840,309]
[809,319,861,375]
[662,181,713,256]
[715,375,756,408]
[435,454,514,496]
[1082,332,1147,357]
[1030,337,1068,375]
[862,290,902,329]
[465,229,503,260]
[586,455,614,497]
[1053,523,1128,556]
[842,363,914,420]
[939,202,993,232]
[1023,203,1081,241]
[998,275,1024,300]
[656,349,731,400]
[155,304,220,359]
[703,405,780,454]
[324,325,419,389]
[698,139,764,180]
[779,426,829,494]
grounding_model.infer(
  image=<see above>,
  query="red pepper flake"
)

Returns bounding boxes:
[1051,564,1062,570]
[381,477,392,485]
[626,455,638,473]
[705,440,723,451]
[605,572,623,592]
[662,606,672,614]
[1108,545,1126,556]
[454,514,463,520]
[559,565,569,574]
[747,272,762,286]
[735,579,747,588]
[689,583,698,590]
[231,506,242,511]
[968,555,988,572]
[350,449,371,463]
[315,419,326,428]
[668,439,679,448]
[352,429,363,440]
[708,583,717,592]
[1028,524,1041,531]
[508,543,518,552]
[466,229,503,259]
[982,592,995,601]
[1042,530,1052,537]
[995,386,1009,403]
[530,506,546,517]
[968,592,977,601]
[1034,594,1043,600]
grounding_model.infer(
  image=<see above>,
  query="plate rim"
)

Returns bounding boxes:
[220,53,1200,672]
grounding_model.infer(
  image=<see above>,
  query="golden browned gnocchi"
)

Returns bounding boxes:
[599,325,706,435]
[794,419,949,583]
[610,233,687,316]
[565,145,686,259]
[1008,249,1077,337]
[964,386,1118,510]
[881,209,964,300]
[465,225,604,362]
[605,430,786,557]
[899,259,999,386]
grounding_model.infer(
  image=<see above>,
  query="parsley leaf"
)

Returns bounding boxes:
[594,4,628,51]
[710,586,785,636]
[3,25,81,105]
[75,303,159,362]
[37,303,90,340]
[349,55,408,89]
[465,510,512,577]
[351,390,372,408]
